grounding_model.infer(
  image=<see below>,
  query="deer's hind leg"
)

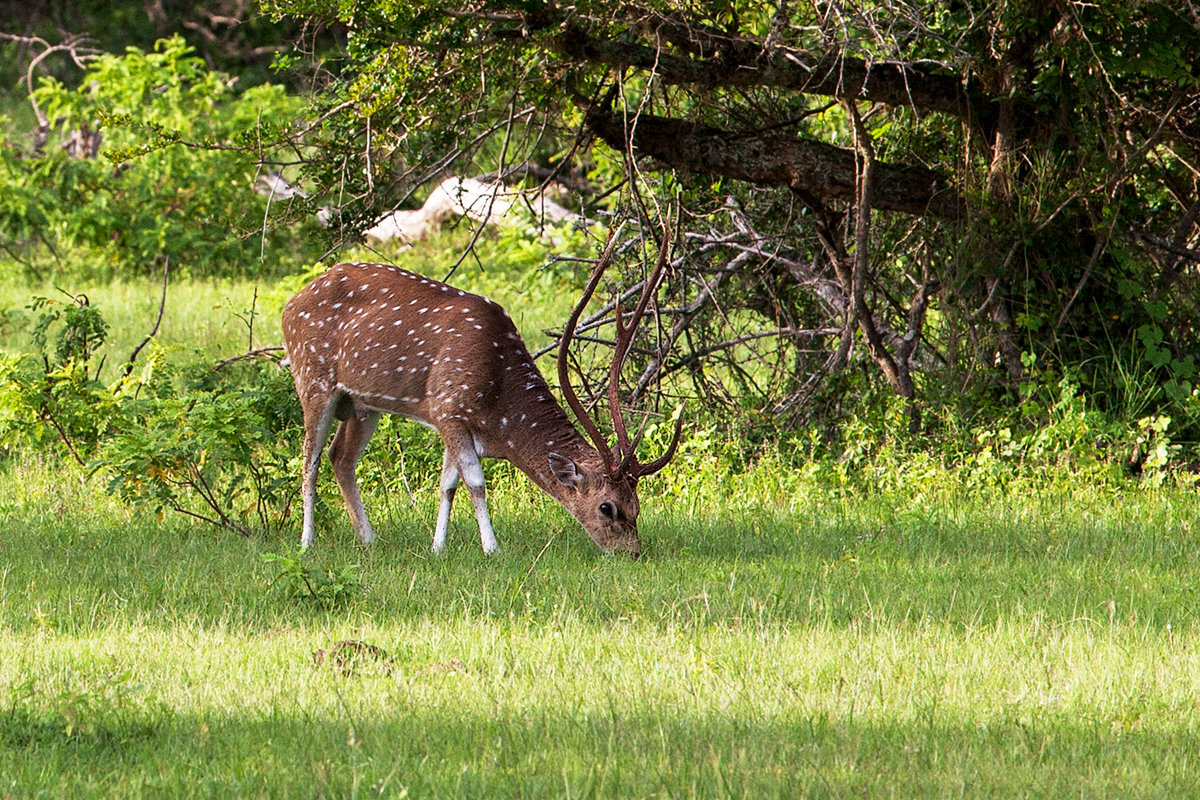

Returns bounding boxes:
[299,389,342,548]
[432,447,459,555]
[328,401,383,544]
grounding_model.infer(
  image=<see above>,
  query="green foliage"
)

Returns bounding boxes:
[261,550,365,605]
[0,283,305,534]
[0,292,118,461]
[258,0,1200,458]
[28,293,110,366]
[0,36,316,279]
[0,671,164,749]
[0,1,320,93]
[97,358,302,536]
[0,356,117,464]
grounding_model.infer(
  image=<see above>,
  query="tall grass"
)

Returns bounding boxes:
[0,274,275,376]
[0,231,580,380]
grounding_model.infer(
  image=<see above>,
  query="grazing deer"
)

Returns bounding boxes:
[281,242,681,557]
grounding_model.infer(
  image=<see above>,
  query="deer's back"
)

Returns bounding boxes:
[282,262,527,427]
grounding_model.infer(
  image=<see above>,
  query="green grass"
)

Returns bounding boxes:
[0,274,278,378]
[4,245,1200,797]
[3,450,1200,798]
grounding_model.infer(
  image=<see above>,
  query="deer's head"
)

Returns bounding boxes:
[554,228,683,558]
[547,451,642,555]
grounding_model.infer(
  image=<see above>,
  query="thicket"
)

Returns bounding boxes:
[260,0,1200,461]
[1,2,1198,538]
[0,35,319,279]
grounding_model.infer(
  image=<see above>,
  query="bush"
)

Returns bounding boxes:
[0,289,307,535]
[0,293,118,463]
[0,36,318,279]
[97,357,303,536]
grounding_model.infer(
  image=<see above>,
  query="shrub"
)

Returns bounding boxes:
[0,289,307,535]
[96,357,303,536]
[0,36,317,279]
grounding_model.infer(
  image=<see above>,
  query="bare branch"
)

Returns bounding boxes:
[124,256,170,377]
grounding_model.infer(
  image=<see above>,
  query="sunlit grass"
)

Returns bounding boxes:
[0,274,275,378]
[4,243,1200,796]
[0,231,580,384]
[3,448,1200,797]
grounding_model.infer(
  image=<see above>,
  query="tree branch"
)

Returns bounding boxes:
[584,107,960,219]
[553,23,976,118]
[124,256,169,377]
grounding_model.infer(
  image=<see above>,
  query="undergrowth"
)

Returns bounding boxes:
[0,303,1196,542]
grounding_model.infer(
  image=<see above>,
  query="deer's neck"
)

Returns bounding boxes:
[488,386,596,504]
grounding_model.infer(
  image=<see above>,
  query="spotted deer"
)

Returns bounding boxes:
[281,242,681,557]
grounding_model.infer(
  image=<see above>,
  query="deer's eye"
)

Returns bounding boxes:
[599,502,616,520]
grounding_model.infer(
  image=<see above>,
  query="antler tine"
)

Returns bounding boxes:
[627,407,685,479]
[558,230,622,473]
[612,221,673,474]
[607,292,633,459]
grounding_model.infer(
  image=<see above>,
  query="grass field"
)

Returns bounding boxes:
[3,457,1200,798]
[3,246,1200,797]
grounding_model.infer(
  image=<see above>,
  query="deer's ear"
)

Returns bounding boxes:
[548,453,583,488]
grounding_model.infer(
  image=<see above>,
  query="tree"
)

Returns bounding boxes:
[266,0,1200,439]
[1,0,337,91]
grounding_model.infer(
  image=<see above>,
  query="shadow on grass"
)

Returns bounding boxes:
[0,700,1194,798]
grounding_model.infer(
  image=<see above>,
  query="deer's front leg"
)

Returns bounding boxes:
[434,430,499,556]
[457,445,498,555]
[432,448,458,555]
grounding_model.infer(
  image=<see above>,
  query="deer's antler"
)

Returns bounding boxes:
[558,231,622,473]
[559,222,685,479]
[612,221,684,479]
